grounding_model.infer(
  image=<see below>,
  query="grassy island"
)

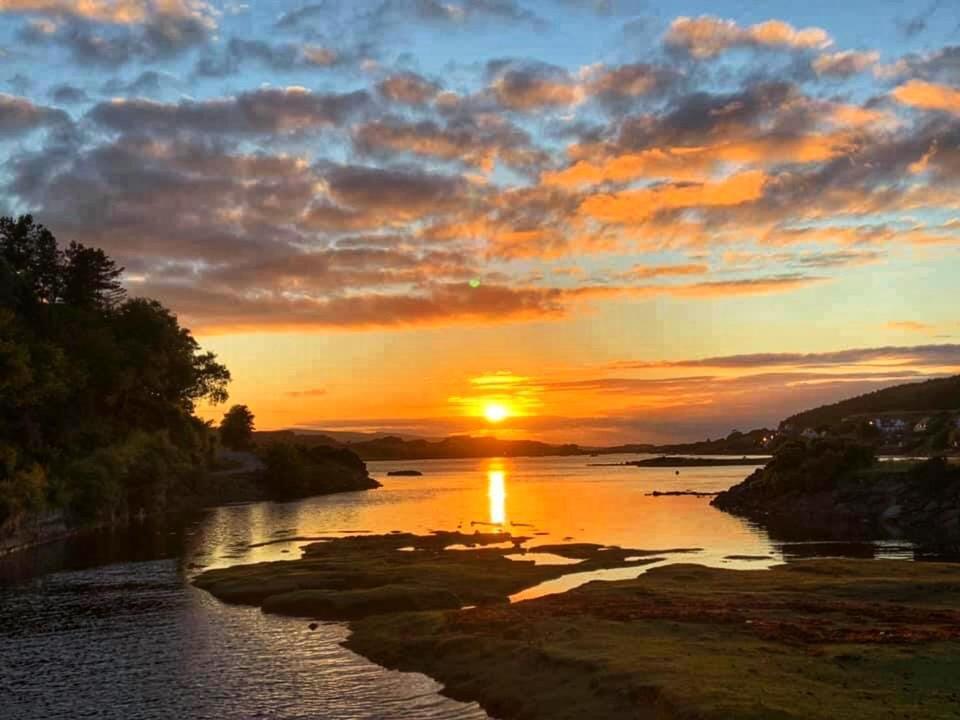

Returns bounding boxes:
[193,531,698,619]
[194,531,960,720]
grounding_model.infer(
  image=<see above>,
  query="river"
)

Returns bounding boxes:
[0,455,919,719]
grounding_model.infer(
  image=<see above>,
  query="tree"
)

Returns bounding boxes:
[0,213,232,526]
[62,242,125,310]
[220,405,255,450]
[0,214,62,309]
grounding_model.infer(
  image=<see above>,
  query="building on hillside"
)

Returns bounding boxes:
[800,428,820,440]
[914,417,931,433]
[872,418,907,435]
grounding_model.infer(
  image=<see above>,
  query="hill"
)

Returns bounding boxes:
[254,432,587,460]
[782,375,960,431]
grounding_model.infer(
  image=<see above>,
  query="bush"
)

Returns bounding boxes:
[64,431,196,522]
[66,450,124,522]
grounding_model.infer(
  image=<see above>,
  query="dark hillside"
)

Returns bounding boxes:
[782,375,960,430]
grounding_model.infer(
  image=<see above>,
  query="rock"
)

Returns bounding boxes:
[387,470,423,476]
[308,622,319,630]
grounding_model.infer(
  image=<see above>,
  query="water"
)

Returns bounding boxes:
[0,455,919,719]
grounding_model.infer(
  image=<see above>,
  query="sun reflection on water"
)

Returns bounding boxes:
[487,465,507,526]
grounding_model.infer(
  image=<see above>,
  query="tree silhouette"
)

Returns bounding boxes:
[62,242,125,309]
[0,214,231,526]
[220,405,256,451]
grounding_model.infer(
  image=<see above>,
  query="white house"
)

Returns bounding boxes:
[874,418,907,434]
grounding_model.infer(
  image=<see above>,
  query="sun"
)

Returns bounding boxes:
[484,402,510,423]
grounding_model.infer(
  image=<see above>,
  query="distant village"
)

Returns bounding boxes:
[777,411,960,455]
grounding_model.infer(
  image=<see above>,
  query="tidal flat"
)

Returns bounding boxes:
[195,532,960,720]
[193,531,698,618]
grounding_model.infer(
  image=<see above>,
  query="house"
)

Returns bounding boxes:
[914,417,930,433]
[874,418,907,435]
[800,428,819,440]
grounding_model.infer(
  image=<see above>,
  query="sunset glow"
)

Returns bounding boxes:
[6,3,960,718]
[0,0,956,445]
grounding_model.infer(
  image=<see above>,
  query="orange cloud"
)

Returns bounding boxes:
[543,147,709,187]
[377,72,440,105]
[491,76,581,110]
[0,0,214,26]
[892,80,960,115]
[547,135,851,188]
[620,263,709,279]
[665,16,831,59]
[813,50,879,76]
[579,170,767,224]
[886,321,935,334]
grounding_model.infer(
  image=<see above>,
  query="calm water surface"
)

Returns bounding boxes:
[0,455,917,719]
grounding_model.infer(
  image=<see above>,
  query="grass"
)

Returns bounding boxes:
[192,531,688,619]
[348,560,960,720]
[195,532,960,719]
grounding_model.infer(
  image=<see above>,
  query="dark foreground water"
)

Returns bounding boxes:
[0,455,922,719]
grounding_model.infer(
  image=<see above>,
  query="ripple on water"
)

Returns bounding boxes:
[0,560,491,720]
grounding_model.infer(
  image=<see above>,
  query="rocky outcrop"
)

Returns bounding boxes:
[712,440,960,542]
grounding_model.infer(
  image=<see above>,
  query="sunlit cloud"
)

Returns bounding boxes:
[2,0,959,443]
[665,15,832,59]
[813,49,879,76]
[892,79,960,115]
[886,321,936,334]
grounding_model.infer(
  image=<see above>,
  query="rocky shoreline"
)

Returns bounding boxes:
[712,441,960,542]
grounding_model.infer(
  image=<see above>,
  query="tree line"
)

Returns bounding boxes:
[0,215,231,529]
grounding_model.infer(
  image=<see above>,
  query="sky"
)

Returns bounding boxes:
[1,0,959,443]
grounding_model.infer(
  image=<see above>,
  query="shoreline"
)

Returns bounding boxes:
[0,469,381,559]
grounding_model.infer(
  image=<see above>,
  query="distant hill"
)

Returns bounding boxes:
[344,435,585,461]
[782,375,960,431]
[253,377,960,462]
[253,429,773,461]
[287,429,428,443]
